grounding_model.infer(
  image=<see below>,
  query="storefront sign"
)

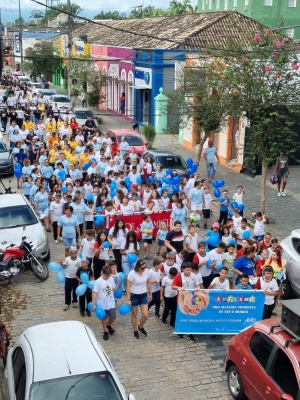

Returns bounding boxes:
[75,41,84,55]
[134,67,152,89]
[109,64,119,78]
[14,35,20,54]
[174,290,265,335]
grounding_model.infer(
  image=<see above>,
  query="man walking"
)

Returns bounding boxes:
[203,140,220,182]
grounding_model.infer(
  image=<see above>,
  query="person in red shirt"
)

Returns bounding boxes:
[257,232,272,253]
[256,248,269,276]
[236,238,252,259]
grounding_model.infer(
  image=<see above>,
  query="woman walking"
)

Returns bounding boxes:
[108,218,128,272]
[127,259,152,339]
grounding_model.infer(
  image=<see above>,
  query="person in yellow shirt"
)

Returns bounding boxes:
[24,120,34,131]
[69,136,78,149]
[46,118,57,132]
[265,248,286,305]
[49,143,60,167]
[67,148,78,165]
[79,148,90,169]
[63,143,71,159]
[57,117,64,129]
[37,102,45,118]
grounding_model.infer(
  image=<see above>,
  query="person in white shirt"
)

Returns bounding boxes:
[128,167,141,185]
[79,229,96,261]
[117,197,134,215]
[104,160,118,177]
[49,193,64,243]
[208,266,229,290]
[58,246,81,310]
[255,266,279,319]
[232,186,244,205]
[59,122,72,139]
[101,133,112,155]
[127,259,152,339]
[232,209,242,229]
[202,186,212,229]
[160,267,178,326]
[185,173,200,197]
[185,224,198,261]
[208,242,227,277]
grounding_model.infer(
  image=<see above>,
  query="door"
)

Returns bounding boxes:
[266,348,299,400]
[12,346,27,400]
[245,331,275,400]
[231,116,239,160]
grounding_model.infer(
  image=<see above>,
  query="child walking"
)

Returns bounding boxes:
[255,266,279,319]
[156,221,168,256]
[148,258,162,319]
[76,259,94,317]
[161,266,178,327]
[92,265,120,340]
[58,245,81,310]
[79,229,95,264]
[141,214,154,259]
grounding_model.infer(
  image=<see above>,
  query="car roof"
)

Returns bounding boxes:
[108,129,140,136]
[0,193,27,207]
[39,89,56,93]
[146,150,178,156]
[256,318,300,359]
[74,107,93,112]
[21,321,112,382]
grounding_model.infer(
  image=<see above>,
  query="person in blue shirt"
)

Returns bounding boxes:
[141,214,154,259]
[203,140,220,182]
[236,273,252,290]
[57,205,81,257]
[41,160,54,181]
[170,199,188,233]
[39,153,48,167]
[155,165,166,185]
[232,246,256,283]
[29,177,42,204]
[55,153,70,173]
[8,121,20,145]
[70,196,91,238]
[10,130,22,148]
[15,148,28,168]
[203,221,221,250]
[34,184,50,231]
[120,136,130,158]
[218,190,230,226]
[22,159,33,179]
[97,157,108,177]
[69,164,83,182]
[156,221,168,256]
[188,180,204,218]
[22,176,33,200]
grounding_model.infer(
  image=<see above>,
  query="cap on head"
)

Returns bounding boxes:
[69,246,78,253]
[212,222,220,228]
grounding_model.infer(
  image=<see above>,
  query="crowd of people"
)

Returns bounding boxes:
[1,72,285,344]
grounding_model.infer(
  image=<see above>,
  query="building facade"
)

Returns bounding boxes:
[198,0,300,39]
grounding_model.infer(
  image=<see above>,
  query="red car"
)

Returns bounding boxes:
[225,317,300,400]
[108,129,148,157]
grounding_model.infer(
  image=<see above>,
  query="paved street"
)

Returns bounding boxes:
[0,110,291,399]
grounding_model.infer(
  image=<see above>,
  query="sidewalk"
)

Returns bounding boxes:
[98,111,299,240]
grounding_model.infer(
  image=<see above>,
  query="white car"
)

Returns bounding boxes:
[48,94,73,110]
[30,82,44,91]
[4,321,135,400]
[280,229,300,299]
[18,76,31,84]
[37,89,57,104]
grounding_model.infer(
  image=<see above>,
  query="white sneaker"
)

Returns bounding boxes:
[55,240,59,244]
[281,192,286,197]
[277,192,281,197]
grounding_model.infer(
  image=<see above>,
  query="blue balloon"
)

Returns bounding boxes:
[111,190,116,197]
[76,283,87,296]
[166,169,172,176]
[217,180,225,187]
[205,247,209,253]
[161,183,168,189]
[188,168,193,175]
[207,260,212,268]
[103,241,110,248]
[201,238,207,243]
[164,178,172,185]
[192,164,198,172]
[212,180,219,188]
[80,273,89,284]
[79,253,83,259]
[118,272,125,284]
[124,177,131,183]
[48,262,62,272]
[128,253,137,264]
[87,280,95,290]
[228,211,233,218]
[172,185,179,193]
[243,231,251,239]
[14,169,22,178]
[87,302,93,312]
[56,270,65,284]
[96,206,103,211]
[15,163,22,170]
[119,304,131,315]
[90,158,96,163]
[86,194,94,201]
[229,240,236,245]
[58,170,66,177]
[214,188,221,198]
[136,177,142,184]
[96,216,105,225]
[238,204,245,211]
[172,176,180,185]
[217,264,223,271]
[95,307,106,320]
[186,158,193,167]
[61,186,68,192]
[231,202,239,209]
[148,176,155,183]
[114,287,123,299]
[110,180,116,190]
[94,219,102,227]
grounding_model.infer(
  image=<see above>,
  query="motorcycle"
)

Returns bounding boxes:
[0,179,15,195]
[0,227,49,282]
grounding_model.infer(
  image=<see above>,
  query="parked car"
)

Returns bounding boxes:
[280,229,300,299]
[30,82,43,91]
[74,107,98,128]
[109,129,148,157]
[225,316,300,400]
[0,194,50,261]
[142,150,190,178]
[47,94,73,110]
[18,76,31,84]
[37,89,57,104]
[0,140,14,176]
[4,321,136,400]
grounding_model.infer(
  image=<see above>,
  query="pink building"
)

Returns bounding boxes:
[92,45,134,120]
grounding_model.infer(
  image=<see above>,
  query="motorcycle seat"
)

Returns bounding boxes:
[0,324,5,330]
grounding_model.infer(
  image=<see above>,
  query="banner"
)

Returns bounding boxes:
[108,211,171,239]
[174,290,265,335]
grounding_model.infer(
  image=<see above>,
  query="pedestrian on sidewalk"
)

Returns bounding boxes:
[203,140,220,182]
[274,151,290,197]
[81,92,87,108]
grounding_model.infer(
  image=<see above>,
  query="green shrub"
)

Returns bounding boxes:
[97,116,103,124]
[87,91,100,106]
[143,124,157,149]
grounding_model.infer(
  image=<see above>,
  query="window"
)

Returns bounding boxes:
[245,0,249,6]
[292,237,300,255]
[285,28,294,38]
[271,349,298,399]
[216,0,220,9]
[288,0,296,6]
[264,0,273,5]
[209,0,212,9]
[0,205,38,229]
[12,347,27,400]
[249,332,274,370]
[155,156,187,169]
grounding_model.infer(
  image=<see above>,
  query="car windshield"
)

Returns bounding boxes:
[117,135,143,146]
[155,155,187,169]
[0,142,7,153]
[42,92,56,96]
[29,372,123,400]
[53,97,70,102]
[0,205,38,229]
[75,111,95,119]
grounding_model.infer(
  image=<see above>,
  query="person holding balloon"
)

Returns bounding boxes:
[76,258,94,317]
[188,180,204,225]
[120,230,139,293]
[92,265,121,340]
[217,190,230,226]
[93,232,110,279]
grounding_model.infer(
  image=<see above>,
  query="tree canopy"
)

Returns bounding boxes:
[30,3,83,25]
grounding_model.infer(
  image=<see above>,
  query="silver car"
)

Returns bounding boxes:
[280,229,300,299]
[37,89,57,104]
[74,107,98,128]
[0,194,50,260]
[4,321,136,400]
[48,94,73,110]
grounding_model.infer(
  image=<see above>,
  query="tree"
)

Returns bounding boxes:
[30,2,83,25]
[14,17,26,26]
[23,43,62,78]
[94,11,127,19]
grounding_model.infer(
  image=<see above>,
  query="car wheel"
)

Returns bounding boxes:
[43,250,50,261]
[227,365,246,400]
[281,277,292,300]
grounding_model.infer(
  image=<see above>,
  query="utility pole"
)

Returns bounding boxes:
[18,0,23,67]
[67,0,72,98]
